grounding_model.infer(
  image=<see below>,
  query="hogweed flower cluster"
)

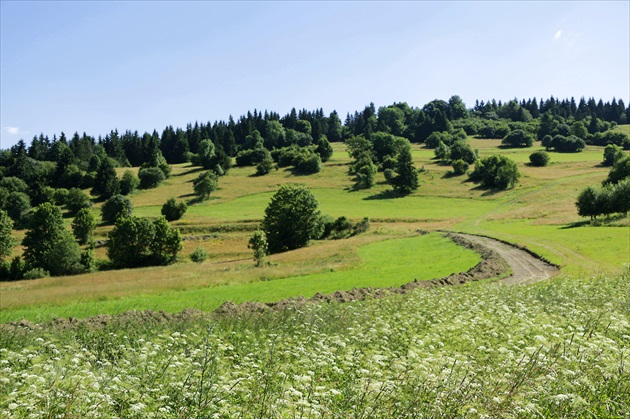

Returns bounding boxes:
[1,274,628,417]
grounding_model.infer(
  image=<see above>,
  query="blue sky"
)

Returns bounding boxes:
[1,1,629,149]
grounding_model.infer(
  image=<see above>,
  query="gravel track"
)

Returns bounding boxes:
[451,233,559,285]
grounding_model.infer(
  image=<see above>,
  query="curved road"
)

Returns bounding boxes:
[452,233,559,285]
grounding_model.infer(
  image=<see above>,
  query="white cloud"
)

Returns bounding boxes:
[554,30,562,40]
[3,126,26,136]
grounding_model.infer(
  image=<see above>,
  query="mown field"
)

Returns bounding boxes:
[1,135,629,322]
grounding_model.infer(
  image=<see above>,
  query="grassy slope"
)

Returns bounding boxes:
[2,133,629,320]
[0,234,480,323]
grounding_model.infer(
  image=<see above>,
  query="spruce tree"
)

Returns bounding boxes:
[91,157,120,198]
[389,141,418,194]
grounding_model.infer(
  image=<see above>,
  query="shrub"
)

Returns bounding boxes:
[529,151,550,167]
[469,155,520,189]
[502,129,534,148]
[381,154,397,171]
[353,157,377,189]
[120,170,140,195]
[22,267,50,280]
[449,140,477,164]
[161,198,187,221]
[294,152,322,174]
[189,247,209,263]
[235,149,269,167]
[108,216,182,268]
[248,230,268,266]
[256,155,274,176]
[547,135,586,152]
[193,171,219,200]
[353,217,370,235]
[589,130,629,147]
[602,144,624,167]
[425,131,453,148]
[141,150,171,178]
[272,146,301,167]
[138,167,166,189]
[0,176,28,193]
[101,195,134,224]
[315,135,333,162]
[434,141,450,162]
[53,188,69,205]
[65,187,92,215]
[329,216,354,239]
[451,159,469,175]
[603,156,630,185]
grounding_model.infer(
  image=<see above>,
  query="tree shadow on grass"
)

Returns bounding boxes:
[175,166,205,177]
[363,189,407,200]
[468,184,508,197]
[186,196,206,205]
[561,214,629,229]
[560,220,591,229]
[441,170,467,179]
[185,195,221,206]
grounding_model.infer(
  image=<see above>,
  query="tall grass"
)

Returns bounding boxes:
[2,273,628,417]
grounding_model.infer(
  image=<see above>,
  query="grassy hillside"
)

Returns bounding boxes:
[1,135,629,321]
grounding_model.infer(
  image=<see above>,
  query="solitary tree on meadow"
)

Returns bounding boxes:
[388,140,418,194]
[261,184,322,253]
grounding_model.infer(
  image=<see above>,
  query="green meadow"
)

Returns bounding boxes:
[2,133,629,418]
[1,137,628,322]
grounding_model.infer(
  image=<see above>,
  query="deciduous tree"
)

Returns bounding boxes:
[262,184,322,253]
[193,171,219,200]
[22,203,83,276]
[0,209,16,259]
[72,208,96,246]
[248,230,268,266]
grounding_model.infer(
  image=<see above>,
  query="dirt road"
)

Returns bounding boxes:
[452,233,559,284]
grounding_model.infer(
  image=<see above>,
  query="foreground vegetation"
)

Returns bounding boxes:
[2,273,628,417]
